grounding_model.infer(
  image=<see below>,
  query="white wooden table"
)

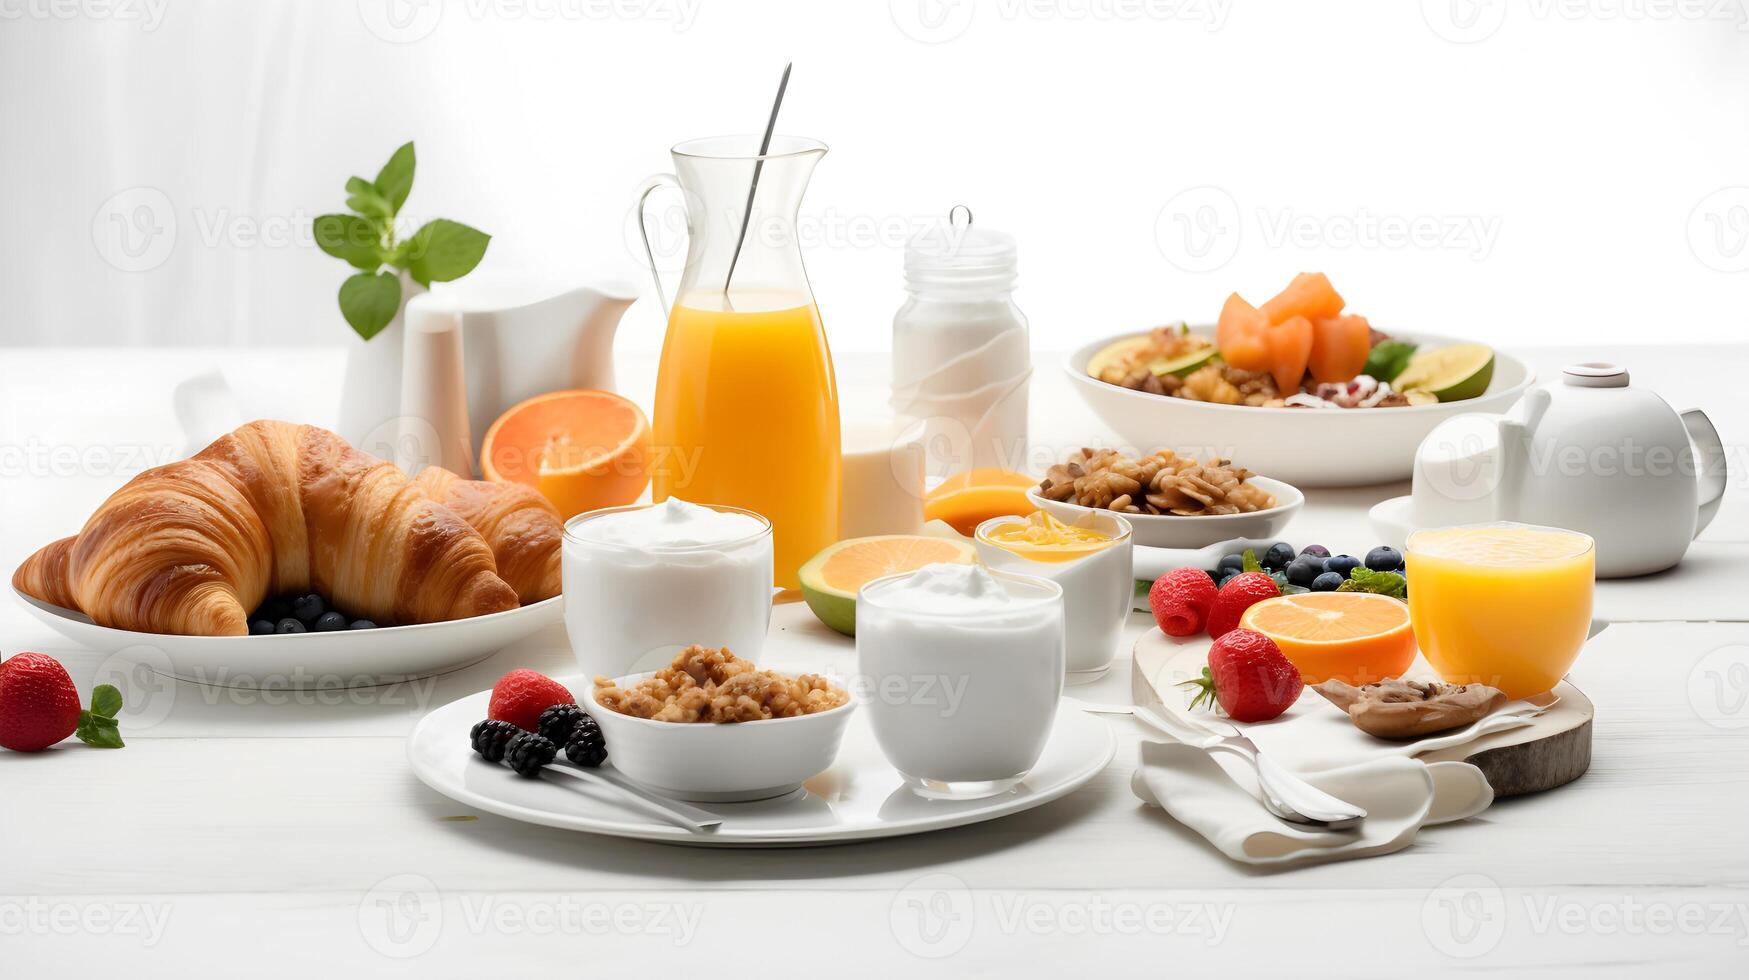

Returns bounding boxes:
[2,345,1746,977]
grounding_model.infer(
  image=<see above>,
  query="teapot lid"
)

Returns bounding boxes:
[1562,362,1629,389]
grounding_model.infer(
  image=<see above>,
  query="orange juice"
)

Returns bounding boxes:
[1405,523,1594,699]
[652,290,840,588]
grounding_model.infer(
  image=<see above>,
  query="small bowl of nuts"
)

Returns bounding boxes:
[585,645,856,803]
[1027,448,1303,549]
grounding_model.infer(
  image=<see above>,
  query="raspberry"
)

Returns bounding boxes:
[1148,568,1219,637]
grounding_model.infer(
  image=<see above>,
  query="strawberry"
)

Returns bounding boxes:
[488,669,575,732]
[1149,568,1218,637]
[1178,628,1304,722]
[1205,571,1280,639]
[0,653,83,752]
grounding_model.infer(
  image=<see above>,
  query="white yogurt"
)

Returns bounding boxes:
[562,500,773,679]
[856,563,1064,799]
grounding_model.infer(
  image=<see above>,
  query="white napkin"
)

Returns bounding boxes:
[1132,741,1493,867]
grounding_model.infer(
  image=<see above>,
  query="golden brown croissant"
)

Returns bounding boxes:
[12,420,519,636]
[412,466,562,604]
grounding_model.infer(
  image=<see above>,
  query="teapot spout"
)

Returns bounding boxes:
[564,279,639,394]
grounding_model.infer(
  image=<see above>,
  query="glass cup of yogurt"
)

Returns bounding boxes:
[974,510,1133,680]
[562,498,773,680]
[856,562,1064,800]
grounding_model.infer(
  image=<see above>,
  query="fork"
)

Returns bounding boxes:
[1134,704,1368,830]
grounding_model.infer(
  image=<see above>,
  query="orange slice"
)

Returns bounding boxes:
[1239,592,1416,686]
[480,389,652,519]
[923,468,1037,536]
[798,535,978,636]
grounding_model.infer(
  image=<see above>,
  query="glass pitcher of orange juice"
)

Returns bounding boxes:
[635,135,840,588]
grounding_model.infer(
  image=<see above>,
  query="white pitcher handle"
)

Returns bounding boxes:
[634,173,683,318]
[1680,407,1728,536]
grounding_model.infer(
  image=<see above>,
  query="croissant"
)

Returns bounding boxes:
[12,420,519,636]
[412,466,562,604]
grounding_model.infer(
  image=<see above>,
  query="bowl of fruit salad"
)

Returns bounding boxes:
[1064,273,1534,487]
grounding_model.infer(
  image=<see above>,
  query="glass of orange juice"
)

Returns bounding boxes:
[1405,522,1595,699]
[636,135,840,588]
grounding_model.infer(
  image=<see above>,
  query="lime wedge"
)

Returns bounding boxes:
[1393,344,1494,401]
[1086,335,1216,380]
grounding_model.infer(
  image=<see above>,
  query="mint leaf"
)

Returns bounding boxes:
[373,142,416,217]
[402,219,490,286]
[339,271,402,340]
[76,711,124,749]
[1241,549,1262,574]
[313,214,385,272]
[90,683,123,719]
[1364,340,1418,383]
[1337,567,1408,600]
[345,176,393,219]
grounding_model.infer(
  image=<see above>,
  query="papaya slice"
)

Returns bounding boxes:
[1308,314,1373,383]
[1265,315,1314,394]
[1215,293,1271,372]
[1260,272,1345,325]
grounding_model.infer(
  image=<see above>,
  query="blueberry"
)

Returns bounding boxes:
[1214,571,1236,589]
[291,593,326,624]
[1203,569,1221,584]
[1299,544,1331,559]
[1262,542,1295,571]
[1217,554,1245,574]
[260,595,294,622]
[1365,546,1403,571]
[274,617,307,634]
[1312,571,1346,592]
[248,619,275,636]
[349,619,378,630]
[1323,554,1361,578]
[1286,556,1323,587]
[314,610,348,632]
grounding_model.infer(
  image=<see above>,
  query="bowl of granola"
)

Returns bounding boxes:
[585,645,856,802]
[1065,328,1533,487]
[1026,448,1303,548]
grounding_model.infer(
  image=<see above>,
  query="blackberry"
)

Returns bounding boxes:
[469,719,519,763]
[564,716,608,768]
[537,702,588,744]
[504,731,557,777]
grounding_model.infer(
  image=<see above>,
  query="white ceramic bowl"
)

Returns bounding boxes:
[13,589,561,686]
[1025,476,1302,549]
[584,673,857,803]
[1064,329,1534,487]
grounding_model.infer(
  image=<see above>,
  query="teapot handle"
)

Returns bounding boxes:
[1680,407,1729,537]
[633,173,684,318]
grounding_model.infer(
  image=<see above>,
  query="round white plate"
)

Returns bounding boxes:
[12,588,563,686]
[408,678,1117,847]
[1064,329,1534,487]
[1027,476,1303,549]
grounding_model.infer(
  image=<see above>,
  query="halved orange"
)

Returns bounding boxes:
[1239,592,1416,686]
[480,390,652,519]
[924,468,1037,536]
[798,535,978,636]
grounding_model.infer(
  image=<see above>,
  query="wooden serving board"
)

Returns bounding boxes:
[1130,631,1594,798]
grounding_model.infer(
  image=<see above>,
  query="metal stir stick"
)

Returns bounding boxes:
[723,62,792,298]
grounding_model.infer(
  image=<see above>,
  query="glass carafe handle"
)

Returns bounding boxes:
[634,172,683,318]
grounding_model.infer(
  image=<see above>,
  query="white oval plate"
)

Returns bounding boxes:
[1064,329,1534,487]
[1027,476,1303,549]
[12,588,562,686]
[408,679,1117,847]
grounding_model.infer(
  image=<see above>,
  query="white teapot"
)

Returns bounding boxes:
[1376,363,1727,577]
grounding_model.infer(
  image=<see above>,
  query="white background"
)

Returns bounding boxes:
[1,0,1746,353]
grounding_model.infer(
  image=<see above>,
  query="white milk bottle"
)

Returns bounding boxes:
[891,209,1031,477]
